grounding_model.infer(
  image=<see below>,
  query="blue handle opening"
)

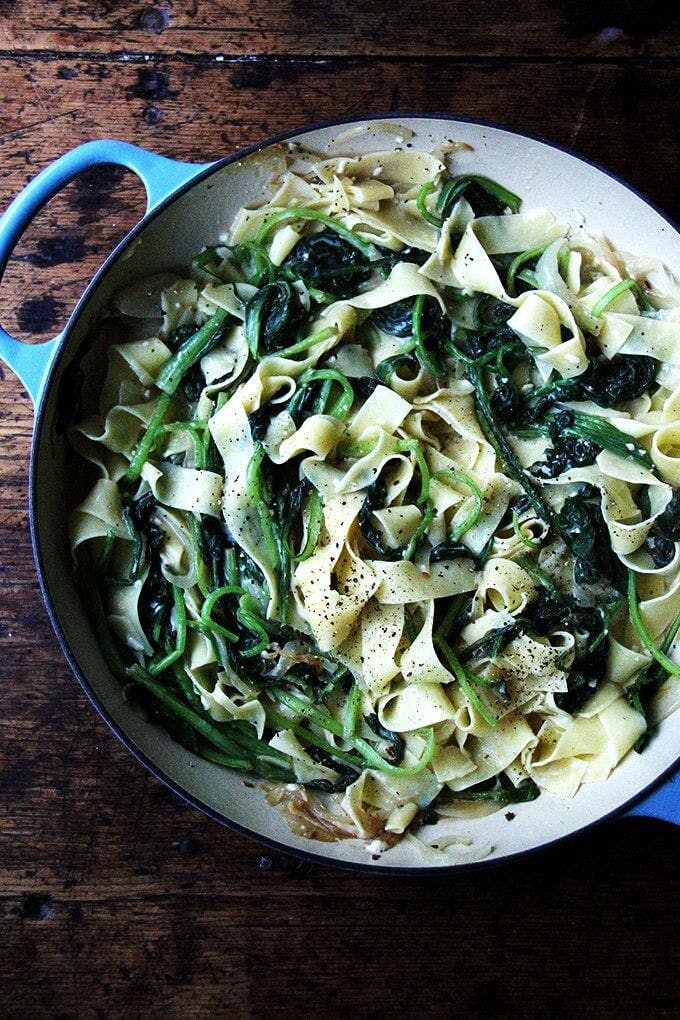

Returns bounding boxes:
[0,139,212,404]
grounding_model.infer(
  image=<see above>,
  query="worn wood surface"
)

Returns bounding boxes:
[0,0,678,57]
[1,3,679,1017]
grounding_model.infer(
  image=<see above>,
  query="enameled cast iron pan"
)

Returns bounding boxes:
[1,115,678,872]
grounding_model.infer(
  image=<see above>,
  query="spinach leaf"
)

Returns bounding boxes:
[247,403,277,443]
[459,621,522,663]
[200,516,230,590]
[557,494,625,590]
[230,241,275,286]
[450,775,539,804]
[358,473,404,558]
[374,245,430,276]
[352,376,380,400]
[457,324,520,363]
[555,664,603,713]
[164,323,212,401]
[376,351,419,385]
[365,713,405,765]
[283,229,371,298]
[645,533,677,568]
[430,540,476,563]
[529,408,653,473]
[244,280,303,358]
[473,296,515,331]
[370,295,445,339]
[577,354,656,408]
[523,587,570,634]
[557,497,597,561]
[130,493,173,648]
[644,494,680,567]
[651,494,680,539]
[287,378,321,425]
[489,378,527,425]
[530,410,599,478]
[436,174,521,220]
[158,310,229,398]
[304,752,360,792]
[555,617,609,713]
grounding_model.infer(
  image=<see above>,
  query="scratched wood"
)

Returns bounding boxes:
[1,11,680,1017]
[1,56,679,350]
[0,0,678,57]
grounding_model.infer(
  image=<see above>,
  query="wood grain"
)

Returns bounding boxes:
[0,10,679,1017]
[0,0,678,58]
[0,56,678,349]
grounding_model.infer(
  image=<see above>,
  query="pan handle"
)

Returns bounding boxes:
[0,139,212,403]
[624,770,679,825]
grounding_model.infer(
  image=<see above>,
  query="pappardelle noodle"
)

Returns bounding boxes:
[69,139,680,855]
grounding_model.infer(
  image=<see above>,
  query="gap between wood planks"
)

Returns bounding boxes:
[0,50,678,66]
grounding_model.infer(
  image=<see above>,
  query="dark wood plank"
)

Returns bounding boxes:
[0,56,678,349]
[0,45,679,1020]
[0,0,679,57]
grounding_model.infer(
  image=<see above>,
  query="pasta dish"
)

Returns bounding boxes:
[69,140,680,852]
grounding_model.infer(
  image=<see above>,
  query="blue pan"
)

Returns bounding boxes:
[0,116,677,873]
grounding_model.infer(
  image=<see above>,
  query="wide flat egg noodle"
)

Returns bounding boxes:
[209,397,282,617]
[368,558,478,604]
[507,291,588,379]
[293,492,377,650]
[599,311,680,364]
[141,461,223,518]
[401,603,456,686]
[525,695,646,796]
[70,478,129,552]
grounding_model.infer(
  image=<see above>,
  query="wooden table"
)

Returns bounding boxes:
[1,3,679,1016]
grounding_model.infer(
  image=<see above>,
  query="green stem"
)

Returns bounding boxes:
[130,665,256,764]
[436,174,521,218]
[298,368,355,419]
[416,181,443,227]
[187,513,212,599]
[398,438,430,504]
[274,326,337,360]
[628,571,680,677]
[237,593,272,658]
[402,500,435,561]
[294,488,324,562]
[343,684,363,741]
[271,687,435,776]
[158,421,210,470]
[512,509,541,549]
[200,584,242,642]
[507,243,550,297]
[148,585,187,675]
[255,206,375,258]
[469,365,562,537]
[267,708,365,770]
[435,635,498,727]
[123,392,172,484]
[592,278,653,316]
[200,745,285,776]
[246,442,282,584]
[412,294,445,377]
[566,411,653,471]
[434,593,471,646]
[339,436,430,505]
[156,308,229,395]
[433,469,483,541]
